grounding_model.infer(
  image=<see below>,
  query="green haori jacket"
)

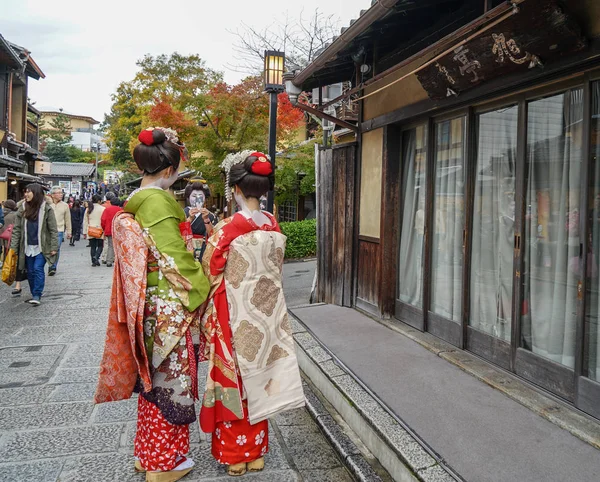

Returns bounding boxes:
[125,187,209,312]
[10,202,59,271]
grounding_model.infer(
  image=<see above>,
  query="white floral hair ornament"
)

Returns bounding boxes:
[221,150,271,202]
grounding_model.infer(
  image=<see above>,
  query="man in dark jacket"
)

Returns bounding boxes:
[100,192,122,268]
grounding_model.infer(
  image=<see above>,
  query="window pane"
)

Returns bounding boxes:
[398,125,427,308]
[431,117,466,322]
[521,89,584,368]
[586,82,600,381]
[470,106,518,341]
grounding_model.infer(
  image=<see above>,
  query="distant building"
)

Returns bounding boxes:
[39,161,97,196]
[39,108,107,153]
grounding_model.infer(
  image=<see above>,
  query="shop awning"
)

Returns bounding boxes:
[2,170,48,186]
[0,154,25,169]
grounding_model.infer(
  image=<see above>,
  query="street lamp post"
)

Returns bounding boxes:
[93,143,100,184]
[263,50,285,214]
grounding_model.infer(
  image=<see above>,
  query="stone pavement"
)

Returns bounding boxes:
[0,242,354,481]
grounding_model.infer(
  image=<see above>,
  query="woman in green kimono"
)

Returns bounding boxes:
[95,127,209,482]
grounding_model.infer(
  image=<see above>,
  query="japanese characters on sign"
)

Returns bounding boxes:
[416,0,586,100]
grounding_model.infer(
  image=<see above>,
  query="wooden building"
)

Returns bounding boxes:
[0,34,47,202]
[289,0,600,421]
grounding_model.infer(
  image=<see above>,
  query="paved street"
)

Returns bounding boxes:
[0,244,350,481]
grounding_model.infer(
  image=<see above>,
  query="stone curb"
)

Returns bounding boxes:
[303,384,383,481]
[371,317,600,451]
[291,310,460,482]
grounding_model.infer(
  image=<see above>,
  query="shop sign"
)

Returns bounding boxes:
[417,0,586,100]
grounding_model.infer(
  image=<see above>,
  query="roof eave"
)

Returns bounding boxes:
[293,0,400,88]
[0,35,23,69]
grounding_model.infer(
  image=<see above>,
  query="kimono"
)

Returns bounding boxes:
[95,186,210,472]
[200,212,305,465]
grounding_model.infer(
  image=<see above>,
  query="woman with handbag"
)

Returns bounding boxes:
[10,184,58,305]
[83,194,105,266]
[1,200,27,295]
[0,200,17,262]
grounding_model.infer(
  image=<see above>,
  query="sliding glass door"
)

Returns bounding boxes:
[396,125,428,328]
[428,116,466,344]
[467,106,518,368]
[517,88,584,401]
[581,81,600,419]
[390,78,600,415]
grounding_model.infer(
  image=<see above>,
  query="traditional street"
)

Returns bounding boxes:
[0,247,354,482]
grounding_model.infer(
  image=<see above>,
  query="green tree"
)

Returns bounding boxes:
[40,109,73,162]
[274,139,317,205]
[103,53,222,168]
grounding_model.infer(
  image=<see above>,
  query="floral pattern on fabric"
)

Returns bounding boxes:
[139,238,203,426]
[134,396,190,472]
[212,401,268,465]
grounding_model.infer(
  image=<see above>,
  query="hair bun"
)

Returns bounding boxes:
[138,128,166,146]
[152,129,166,145]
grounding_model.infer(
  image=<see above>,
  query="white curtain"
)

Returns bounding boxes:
[398,126,427,308]
[587,83,600,381]
[522,89,583,369]
[431,117,466,322]
[470,106,518,341]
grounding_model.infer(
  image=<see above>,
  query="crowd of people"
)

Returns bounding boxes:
[0,185,129,302]
[1,125,302,481]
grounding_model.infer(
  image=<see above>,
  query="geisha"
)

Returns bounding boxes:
[200,150,305,476]
[95,127,210,482]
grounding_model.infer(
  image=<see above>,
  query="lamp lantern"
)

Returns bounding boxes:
[264,50,285,93]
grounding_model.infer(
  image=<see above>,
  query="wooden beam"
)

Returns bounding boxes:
[295,103,358,133]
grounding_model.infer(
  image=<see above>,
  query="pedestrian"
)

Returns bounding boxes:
[10,184,58,305]
[0,200,15,265]
[94,127,209,482]
[69,200,84,246]
[183,179,215,261]
[200,150,304,476]
[100,192,122,268]
[48,185,72,276]
[83,194,105,267]
[2,200,27,296]
[100,196,112,265]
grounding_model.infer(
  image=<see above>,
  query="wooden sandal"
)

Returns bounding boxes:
[145,468,193,482]
[247,457,264,472]
[227,463,247,476]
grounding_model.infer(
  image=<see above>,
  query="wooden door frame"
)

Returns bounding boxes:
[426,112,470,347]
[379,124,402,317]
[393,121,430,330]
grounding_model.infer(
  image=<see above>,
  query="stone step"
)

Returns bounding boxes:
[290,311,460,482]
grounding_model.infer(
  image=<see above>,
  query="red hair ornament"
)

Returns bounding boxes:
[138,129,154,146]
[250,152,273,176]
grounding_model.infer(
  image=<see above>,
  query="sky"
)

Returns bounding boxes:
[0,0,368,124]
